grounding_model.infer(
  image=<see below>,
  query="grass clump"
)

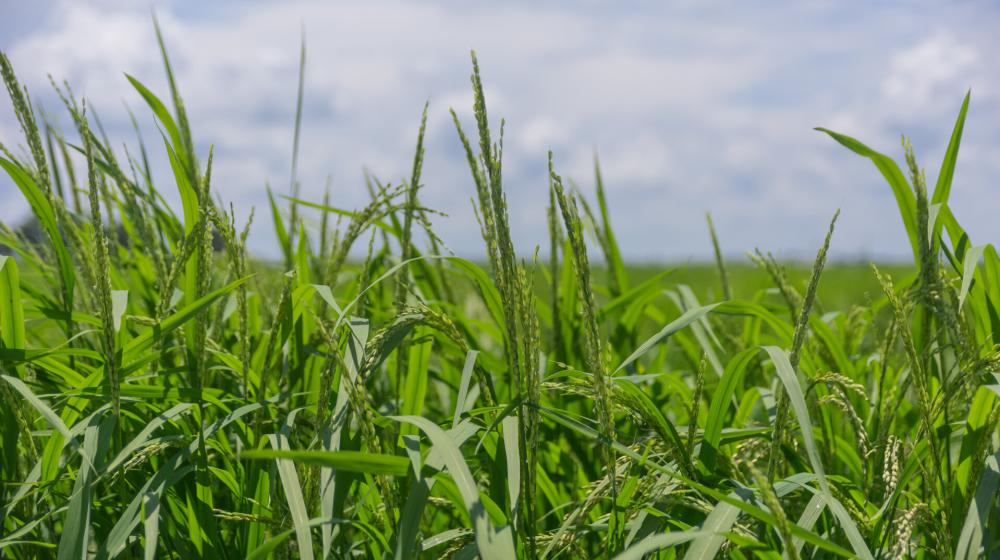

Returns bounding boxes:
[1,27,999,560]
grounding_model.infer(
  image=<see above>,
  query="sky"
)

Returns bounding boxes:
[0,0,998,262]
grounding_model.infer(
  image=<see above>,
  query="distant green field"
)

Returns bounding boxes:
[2,29,997,560]
[623,262,915,310]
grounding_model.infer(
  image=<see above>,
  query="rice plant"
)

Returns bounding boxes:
[2,24,999,559]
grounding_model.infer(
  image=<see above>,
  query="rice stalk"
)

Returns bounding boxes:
[706,212,731,300]
[766,210,838,481]
[550,167,619,551]
[76,105,119,419]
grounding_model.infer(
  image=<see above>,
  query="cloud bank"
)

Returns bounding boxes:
[1,0,998,261]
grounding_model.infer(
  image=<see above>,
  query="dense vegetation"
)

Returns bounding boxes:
[1,25,999,560]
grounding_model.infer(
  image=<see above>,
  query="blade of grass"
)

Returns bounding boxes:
[268,433,314,560]
[242,449,410,477]
[392,415,517,559]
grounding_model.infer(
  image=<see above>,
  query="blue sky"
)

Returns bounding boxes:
[1,0,998,261]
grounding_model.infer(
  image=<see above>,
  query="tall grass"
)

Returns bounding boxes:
[1,28,999,560]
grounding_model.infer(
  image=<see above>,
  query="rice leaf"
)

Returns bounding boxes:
[268,433,315,560]
[959,245,985,309]
[615,303,718,374]
[955,450,1000,559]
[762,346,873,559]
[613,530,704,560]
[392,415,517,559]
[112,289,128,333]
[816,127,918,260]
[1,375,71,439]
[242,449,410,476]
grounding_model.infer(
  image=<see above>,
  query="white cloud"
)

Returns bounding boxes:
[1,0,999,261]
[883,33,980,115]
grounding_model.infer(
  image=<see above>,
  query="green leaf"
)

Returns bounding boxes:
[58,411,115,560]
[1,375,71,439]
[933,91,970,206]
[0,160,75,317]
[0,256,25,354]
[446,257,507,332]
[247,518,387,560]
[614,378,690,473]
[685,473,819,559]
[112,289,129,333]
[122,275,252,361]
[400,336,433,432]
[791,494,827,556]
[268,187,292,265]
[959,245,985,310]
[454,350,479,428]
[599,269,674,320]
[539,406,855,557]
[268,433,314,560]
[593,155,629,295]
[615,530,704,560]
[125,74,183,157]
[501,415,520,513]
[283,195,397,235]
[391,415,516,560]
[955,450,1000,559]
[700,347,758,471]
[320,316,369,558]
[96,399,274,559]
[816,127,918,261]
[393,420,480,560]
[242,449,409,476]
[614,303,718,374]
[105,403,193,474]
[762,346,873,559]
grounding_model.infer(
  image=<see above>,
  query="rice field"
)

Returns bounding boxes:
[2,24,999,559]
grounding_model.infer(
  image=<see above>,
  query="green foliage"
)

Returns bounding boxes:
[1,31,999,560]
